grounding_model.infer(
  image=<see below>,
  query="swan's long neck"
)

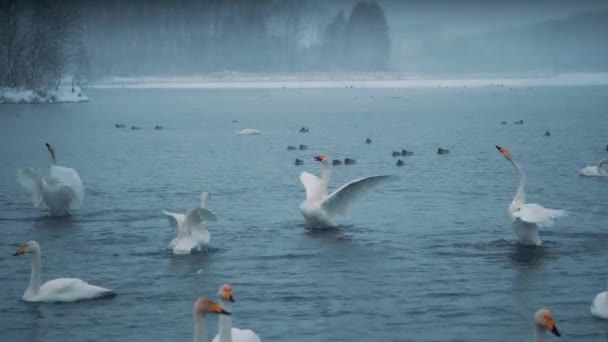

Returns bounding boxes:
[218,300,233,342]
[27,250,42,295]
[193,313,207,342]
[48,149,56,165]
[509,158,526,204]
[320,162,331,192]
[534,324,546,342]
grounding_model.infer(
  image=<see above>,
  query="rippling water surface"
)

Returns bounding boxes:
[1,86,607,341]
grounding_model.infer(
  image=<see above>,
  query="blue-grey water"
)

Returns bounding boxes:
[1,86,607,341]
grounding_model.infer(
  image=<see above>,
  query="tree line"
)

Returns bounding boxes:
[0,0,88,91]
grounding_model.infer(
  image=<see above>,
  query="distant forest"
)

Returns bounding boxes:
[0,0,391,88]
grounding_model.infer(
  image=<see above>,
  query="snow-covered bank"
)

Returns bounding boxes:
[0,86,89,104]
[90,72,608,90]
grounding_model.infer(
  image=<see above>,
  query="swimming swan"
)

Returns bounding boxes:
[164,192,218,254]
[193,298,231,342]
[580,160,608,176]
[213,284,261,342]
[496,146,565,245]
[299,155,398,228]
[591,282,608,319]
[17,143,84,216]
[13,241,114,302]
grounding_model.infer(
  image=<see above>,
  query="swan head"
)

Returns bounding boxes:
[13,240,40,256]
[218,284,235,302]
[314,155,329,166]
[193,298,231,316]
[534,308,560,337]
[495,145,513,160]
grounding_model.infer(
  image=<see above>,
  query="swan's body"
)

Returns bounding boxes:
[164,192,217,254]
[580,160,608,177]
[533,308,560,341]
[193,298,231,342]
[591,285,608,319]
[214,284,261,342]
[17,143,84,216]
[299,155,398,228]
[237,128,261,135]
[13,241,113,302]
[496,146,565,245]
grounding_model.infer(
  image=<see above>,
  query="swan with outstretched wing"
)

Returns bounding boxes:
[163,192,218,254]
[17,143,84,216]
[299,155,398,228]
[496,146,565,245]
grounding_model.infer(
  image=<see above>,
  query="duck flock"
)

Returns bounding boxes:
[12,119,608,342]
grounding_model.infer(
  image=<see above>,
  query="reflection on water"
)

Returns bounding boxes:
[509,243,549,268]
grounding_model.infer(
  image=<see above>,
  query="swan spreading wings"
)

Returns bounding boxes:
[299,155,398,228]
[496,146,565,245]
[163,192,218,254]
[13,241,114,302]
[17,143,84,216]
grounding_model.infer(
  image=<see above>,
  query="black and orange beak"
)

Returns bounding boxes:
[45,143,52,150]
[315,155,325,162]
[210,302,231,315]
[495,145,504,152]
[13,246,27,256]
[547,319,560,337]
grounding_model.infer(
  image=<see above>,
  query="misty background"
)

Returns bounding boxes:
[2,0,608,90]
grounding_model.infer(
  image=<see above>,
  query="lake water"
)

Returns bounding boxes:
[1,86,607,341]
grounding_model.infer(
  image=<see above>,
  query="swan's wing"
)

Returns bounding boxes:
[49,165,84,205]
[163,211,185,229]
[321,175,399,216]
[184,208,218,226]
[213,328,261,342]
[299,171,326,202]
[17,168,44,207]
[513,203,566,227]
[37,278,114,302]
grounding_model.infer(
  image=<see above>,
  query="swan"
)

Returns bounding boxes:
[164,192,218,255]
[13,241,114,302]
[580,160,608,176]
[194,298,231,342]
[213,284,261,342]
[591,282,608,319]
[496,146,565,245]
[533,308,560,341]
[237,128,261,135]
[299,155,398,228]
[17,143,84,216]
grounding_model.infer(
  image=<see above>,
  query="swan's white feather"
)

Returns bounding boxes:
[163,211,185,229]
[49,165,84,205]
[17,168,44,207]
[25,278,113,303]
[185,208,218,226]
[592,291,608,319]
[299,171,326,202]
[212,328,262,342]
[512,203,565,227]
[321,175,398,216]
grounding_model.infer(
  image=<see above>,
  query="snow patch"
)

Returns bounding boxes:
[0,86,89,104]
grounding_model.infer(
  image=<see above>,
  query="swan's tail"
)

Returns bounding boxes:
[17,168,45,208]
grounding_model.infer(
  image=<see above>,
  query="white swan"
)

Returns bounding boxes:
[496,146,565,245]
[237,128,261,135]
[13,241,114,302]
[163,192,218,254]
[299,155,398,228]
[193,297,231,342]
[591,282,608,319]
[533,308,561,341]
[580,160,608,176]
[17,143,84,216]
[213,284,261,342]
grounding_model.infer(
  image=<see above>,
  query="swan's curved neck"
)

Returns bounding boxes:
[27,250,42,296]
[218,300,233,342]
[48,149,56,164]
[320,162,331,189]
[194,313,207,342]
[534,324,546,342]
[509,158,525,204]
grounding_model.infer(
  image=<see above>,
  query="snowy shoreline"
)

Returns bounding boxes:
[0,86,89,105]
[90,72,608,89]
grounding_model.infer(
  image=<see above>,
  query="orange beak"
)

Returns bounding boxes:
[13,246,27,256]
[223,288,235,302]
[210,302,231,315]
[495,145,512,159]
[546,318,560,336]
[315,155,326,162]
